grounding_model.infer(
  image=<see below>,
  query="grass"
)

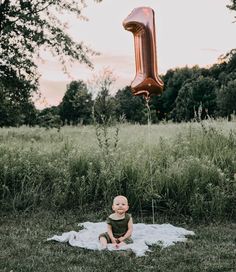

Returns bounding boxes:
[0,121,236,220]
[0,210,235,272]
[0,120,236,271]
[1,120,236,220]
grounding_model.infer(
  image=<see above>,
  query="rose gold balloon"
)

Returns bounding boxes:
[123,7,164,98]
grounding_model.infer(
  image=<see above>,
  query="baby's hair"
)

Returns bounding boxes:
[113,195,128,204]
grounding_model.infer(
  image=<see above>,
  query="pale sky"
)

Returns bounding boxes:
[35,0,235,109]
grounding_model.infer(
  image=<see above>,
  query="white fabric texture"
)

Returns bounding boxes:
[47,222,194,256]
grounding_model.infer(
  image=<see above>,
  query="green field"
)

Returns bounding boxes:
[1,120,235,220]
[1,120,236,271]
[1,211,236,272]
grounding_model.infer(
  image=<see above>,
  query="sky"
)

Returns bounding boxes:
[34,0,236,109]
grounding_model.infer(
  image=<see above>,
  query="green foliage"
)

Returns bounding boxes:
[93,89,116,124]
[91,68,117,124]
[76,50,236,124]
[174,76,217,121]
[151,49,236,122]
[37,106,62,130]
[210,50,236,120]
[0,77,37,127]
[227,0,236,20]
[0,122,235,222]
[60,80,93,125]
[88,68,116,125]
[0,0,101,82]
[0,0,102,126]
[173,82,195,122]
[115,86,147,123]
[160,66,202,118]
[217,79,236,120]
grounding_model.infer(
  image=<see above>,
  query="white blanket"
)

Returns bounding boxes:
[47,222,194,256]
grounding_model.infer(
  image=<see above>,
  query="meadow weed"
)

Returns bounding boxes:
[0,120,235,221]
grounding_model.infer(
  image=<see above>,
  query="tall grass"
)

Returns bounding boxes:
[0,120,235,221]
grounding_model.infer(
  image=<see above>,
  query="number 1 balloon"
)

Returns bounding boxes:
[123,7,164,99]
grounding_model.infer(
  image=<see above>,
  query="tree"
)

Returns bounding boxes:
[174,82,195,122]
[0,0,102,82]
[191,76,217,117]
[0,0,102,125]
[89,68,117,124]
[161,66,202,119]
[0,80,37,126]
[115,86,146,123]
[60,80,93,125]
[174,76,217,122]
[149,93,168,122]
[37,106,61,129]
[217,79,236,120]
[227,0,236,20]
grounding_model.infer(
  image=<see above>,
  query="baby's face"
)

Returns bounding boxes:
[112,196,129,215]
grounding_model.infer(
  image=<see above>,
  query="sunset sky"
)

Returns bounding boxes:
[35,0,235,109]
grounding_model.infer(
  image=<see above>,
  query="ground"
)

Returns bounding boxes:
[1,210,235,272]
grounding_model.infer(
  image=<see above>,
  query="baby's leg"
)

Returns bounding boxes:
[99,237,108,249]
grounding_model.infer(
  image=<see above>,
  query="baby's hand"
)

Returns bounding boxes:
[117,237,124,243]
[111,238,117,245]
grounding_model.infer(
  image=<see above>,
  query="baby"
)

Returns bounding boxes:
[99,195,133,249]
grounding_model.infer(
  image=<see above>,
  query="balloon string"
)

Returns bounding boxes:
[145,96,155,224]
[145,96,152,176]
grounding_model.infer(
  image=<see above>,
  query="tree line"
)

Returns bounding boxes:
[1,48,236,128]
[0,0,236,127]
[49,49,236,126]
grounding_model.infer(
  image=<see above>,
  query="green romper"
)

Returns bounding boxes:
[99,213,133,244]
